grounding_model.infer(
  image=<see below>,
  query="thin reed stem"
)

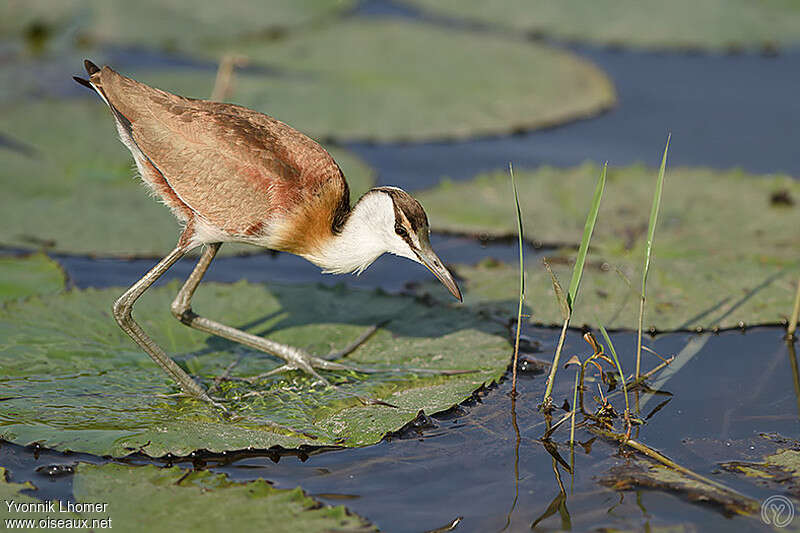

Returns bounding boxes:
[636,134,670,379]
[510,163,524,395]
[789,277,800,338]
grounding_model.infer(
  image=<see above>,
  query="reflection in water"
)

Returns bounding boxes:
[788,340,800,420]
[500,397,520,532]
[531,445,571,530]
[52,234,540,295]
[635,492,651,531]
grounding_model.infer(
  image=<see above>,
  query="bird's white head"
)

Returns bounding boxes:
[307,187,462,301]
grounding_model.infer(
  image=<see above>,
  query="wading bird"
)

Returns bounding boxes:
[74,60,461,403]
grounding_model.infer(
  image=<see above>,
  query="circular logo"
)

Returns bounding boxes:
[762,495,795,528]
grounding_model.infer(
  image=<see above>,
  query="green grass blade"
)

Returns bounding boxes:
[512,163,525,299]
[599,325,629,414]
[642,134,671,295]
[567,162,607,310]
[510,163,525,394]
[636,134,671,378]
[543,163,606,405]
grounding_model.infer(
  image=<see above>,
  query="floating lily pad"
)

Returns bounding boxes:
[0,254,66,304]
[721,445,800,495]
[0,281,509,456]
[0,466,88,523]
[420,256,799,331]
[71,463,374,532]
[600,459,759,516]
[0,467,41,510]
[418,164,800,253]
[401,0,800,51]
[0,99,374,256]
[415,164,800,330]
[148,18,612,142]
[0,0,356,51]
[717,436,800,526]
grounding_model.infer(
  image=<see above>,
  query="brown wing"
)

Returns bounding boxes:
[91,66,349,242]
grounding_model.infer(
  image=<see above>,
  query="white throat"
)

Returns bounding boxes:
[302,192,410,275]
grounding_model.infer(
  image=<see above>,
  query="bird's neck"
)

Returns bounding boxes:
[302,192,394,275]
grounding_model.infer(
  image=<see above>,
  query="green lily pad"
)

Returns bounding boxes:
[422,256,799,331]
[0,466,89,524]
[143,18,613,142]
[0,99,374,256]
[599,459,759,516]
[722,446,800,495]
[418,164,800,253]
[0,254,66,304]
[0,281,509,457]
[415,164,800,329]
[0,0,356,51]
[401,0,800,51]
[71,463,374,532]
[718,436,800,526]
[0,467,41,510]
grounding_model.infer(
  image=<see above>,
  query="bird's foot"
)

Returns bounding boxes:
[250,355,476,383]
[156,390,229,412]
[220,323,474,390]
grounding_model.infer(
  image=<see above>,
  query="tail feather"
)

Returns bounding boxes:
[74,59,111,106]
[74,60,132,137]
[73,76,93,90]
[84,59,100,76]
[73,58,101,93]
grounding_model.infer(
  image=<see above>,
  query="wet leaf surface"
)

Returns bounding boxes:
[162,328,800,530]
[417,257,799,331]
[1,328,795,531]
[0,281,509,457]
[154,18,613,142]
[3,19,614,143]
[0,0,356,51]
[721,435,800,496]
[1,465,88,523]
[0,99,374,256]
[415,164,800,329]
[600,459,759,516]
[401,0,800,51]
[0,466,40,507]
[0,254,66,304]
[71,463,375,532]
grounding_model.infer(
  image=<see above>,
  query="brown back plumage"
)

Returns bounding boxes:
[83,62,350,253]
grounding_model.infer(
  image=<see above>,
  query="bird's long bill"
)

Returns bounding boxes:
[417,246,462,302]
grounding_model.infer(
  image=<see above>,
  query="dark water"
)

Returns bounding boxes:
[3,327,797,532]
[348,43,800,191]
[52,234,534,294]
[351,1,800,189]
[2,3,800,531]
[350,43,800,192]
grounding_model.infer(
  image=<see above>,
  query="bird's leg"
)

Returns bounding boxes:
[171,242,334,385]
[113,241,212,402]
[171,243,471,386]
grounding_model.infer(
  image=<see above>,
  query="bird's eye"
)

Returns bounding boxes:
[395,225,408,238]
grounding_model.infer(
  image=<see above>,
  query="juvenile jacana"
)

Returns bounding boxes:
[74,60,461,402]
